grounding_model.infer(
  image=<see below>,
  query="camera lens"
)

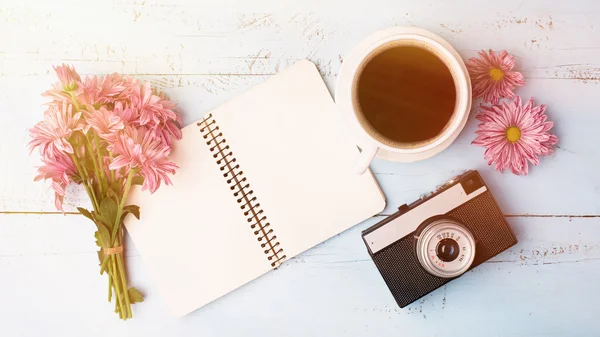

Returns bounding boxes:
[415,218,476,278]
[436,238,460,262]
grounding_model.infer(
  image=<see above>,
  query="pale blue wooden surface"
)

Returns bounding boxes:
[1,0,599,336]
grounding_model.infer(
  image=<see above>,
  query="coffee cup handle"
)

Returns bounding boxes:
[355,145,378,174]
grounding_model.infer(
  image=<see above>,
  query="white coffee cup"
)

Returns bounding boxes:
[336,27,472,174]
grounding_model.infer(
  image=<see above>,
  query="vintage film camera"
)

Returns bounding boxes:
[362,170,517,307]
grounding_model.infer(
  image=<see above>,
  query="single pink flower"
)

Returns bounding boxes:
[467,50,526,104]
[43,84,74,103]
[78,74,126,106]
[130,81,178,124]
[473,97,558,175]
[127,79,182,144]
[84,104,131,142]
[129,81,159,125]
[147,121,182,147]
[54,64,81,91]
[43,64,82,102]
[113,101,137,124]
[109,127,178,193]
[155,91,183,142]
[28,102,85,159]
[34,153,79,211]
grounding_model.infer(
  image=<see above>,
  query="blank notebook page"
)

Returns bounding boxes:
[125,125,271,317]
[125,59,385,317]
[215,60,385,259]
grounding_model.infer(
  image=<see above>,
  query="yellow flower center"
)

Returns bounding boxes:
[489,68,504,81]
[506,126,521,143]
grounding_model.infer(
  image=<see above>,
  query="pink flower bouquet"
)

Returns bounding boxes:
[29,65,182,319]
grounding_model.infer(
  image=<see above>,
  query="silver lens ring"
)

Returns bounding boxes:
[415,218,476,278]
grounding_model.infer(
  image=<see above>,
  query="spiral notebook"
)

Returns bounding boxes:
[124,60,386,317]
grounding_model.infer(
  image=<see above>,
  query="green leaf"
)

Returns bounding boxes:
[128,287,144,304]
[99,197,118,230]
[109,181,123,195]
[77,207,94,221]
[97,249,105,268]
[69,130,86,147]
[95,223,111,248]
[106,188,120,200]
[94,231,102,247]
[122,205,140,220]
[132,176,144,186]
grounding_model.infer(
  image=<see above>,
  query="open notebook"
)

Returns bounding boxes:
[125,60,386,317]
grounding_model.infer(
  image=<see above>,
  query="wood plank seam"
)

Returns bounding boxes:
[1,212,598,217]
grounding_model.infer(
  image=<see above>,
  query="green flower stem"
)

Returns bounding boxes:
[84,135,103,195]
[108,272,112,302]
[111,254,126,318]
[107,261,114,301]
[70,122,136,319]
[74,150,99,208]
[108,152,116,182]
[109,169,135,319]
[78,156,97,197]
[93,133,107,194]
[112,169,135,244]
[116,235,132,318]
[69,92,81,112]
[70,153,100,211]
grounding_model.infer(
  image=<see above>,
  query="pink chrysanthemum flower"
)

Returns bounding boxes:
[109,127,178,193]
[467,50,526,104]
[148,120,183,147]
[84,103,135,143]
[43,64,82,102]
[78,74,127,106]
[113,101,137,124]
[126,79,182,145]
[473,97,558,175]
[153,91,183,143]
[131,82,178,123]
[131,81,164,126]
[34,153,79,211]
[28,101,85,159]
[54,64,81,91]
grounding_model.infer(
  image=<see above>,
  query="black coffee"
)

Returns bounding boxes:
[355,45,456,145]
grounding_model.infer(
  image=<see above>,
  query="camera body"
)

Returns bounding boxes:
[362,170,517,308]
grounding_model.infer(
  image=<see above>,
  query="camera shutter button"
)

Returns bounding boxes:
[398,204,410,214]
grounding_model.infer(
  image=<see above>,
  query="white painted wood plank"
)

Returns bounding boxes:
[1,213,598,336]
[2,74,598,215]
[1,0,599,78]
[0,0,600,81]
